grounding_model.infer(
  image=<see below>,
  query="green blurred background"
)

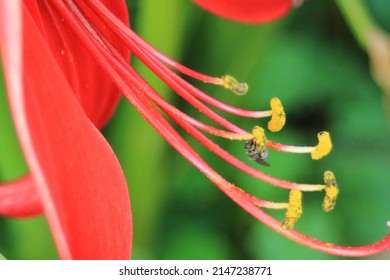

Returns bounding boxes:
[1,0,390,259]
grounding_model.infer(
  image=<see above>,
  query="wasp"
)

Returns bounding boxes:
[244,138,270,167]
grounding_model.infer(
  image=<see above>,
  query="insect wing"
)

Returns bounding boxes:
[255,156,270,167]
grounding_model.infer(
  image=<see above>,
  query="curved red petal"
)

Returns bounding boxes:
[23,0,130,128]
[0,1,132,259]
[192,0,293,23]
[0,175,43,217]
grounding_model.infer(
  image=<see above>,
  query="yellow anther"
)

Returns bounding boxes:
[310,131,332,160]
[281,189,303,230]
[322,170,339,212]
[268,97,286,132]
[221,75,248,95]
[252,126,268,151]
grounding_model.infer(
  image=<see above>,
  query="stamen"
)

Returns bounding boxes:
[252,126,268,150]
[229,186,289,209]
[60,0,326,194]
[170,110,327,191]
[322,170,339,212]
[221,75,249,95]
[311,131,332,160]
[267,131,332,160]
[281,189,303,230]
[157,100,254,140]
[80,0,281,129]
[258,201,289,209]
[268,97,286,132]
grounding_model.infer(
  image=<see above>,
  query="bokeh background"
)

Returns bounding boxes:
[1,0,390,259]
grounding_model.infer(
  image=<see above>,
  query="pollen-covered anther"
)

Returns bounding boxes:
[322,170,339,212]
[252,126,269,151]
[310,131,332,160]
[281,189,303,230]
[268,97,286,132]
[221,75,248,95]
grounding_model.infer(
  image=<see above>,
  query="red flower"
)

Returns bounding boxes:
[192,0,295,23]
[1,0,389,259]
[0,0,132,259]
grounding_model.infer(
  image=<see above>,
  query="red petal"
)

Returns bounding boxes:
[0,176,42,217]
[23,0,130,128]
[0,1,132,259]
[192,0,293,23]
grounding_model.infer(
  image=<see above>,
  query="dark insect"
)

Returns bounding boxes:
[244,139,270,167]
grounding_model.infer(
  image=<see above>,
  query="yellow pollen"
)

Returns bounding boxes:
[252,126,268,150]
[268,97,286,132]
[311,131,332,160]
[281,189,303,230]
[221,75,248,95]
[322,170,339,212]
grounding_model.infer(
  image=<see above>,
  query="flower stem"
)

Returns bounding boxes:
[336,0,390,114]
[335,0,377,50]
